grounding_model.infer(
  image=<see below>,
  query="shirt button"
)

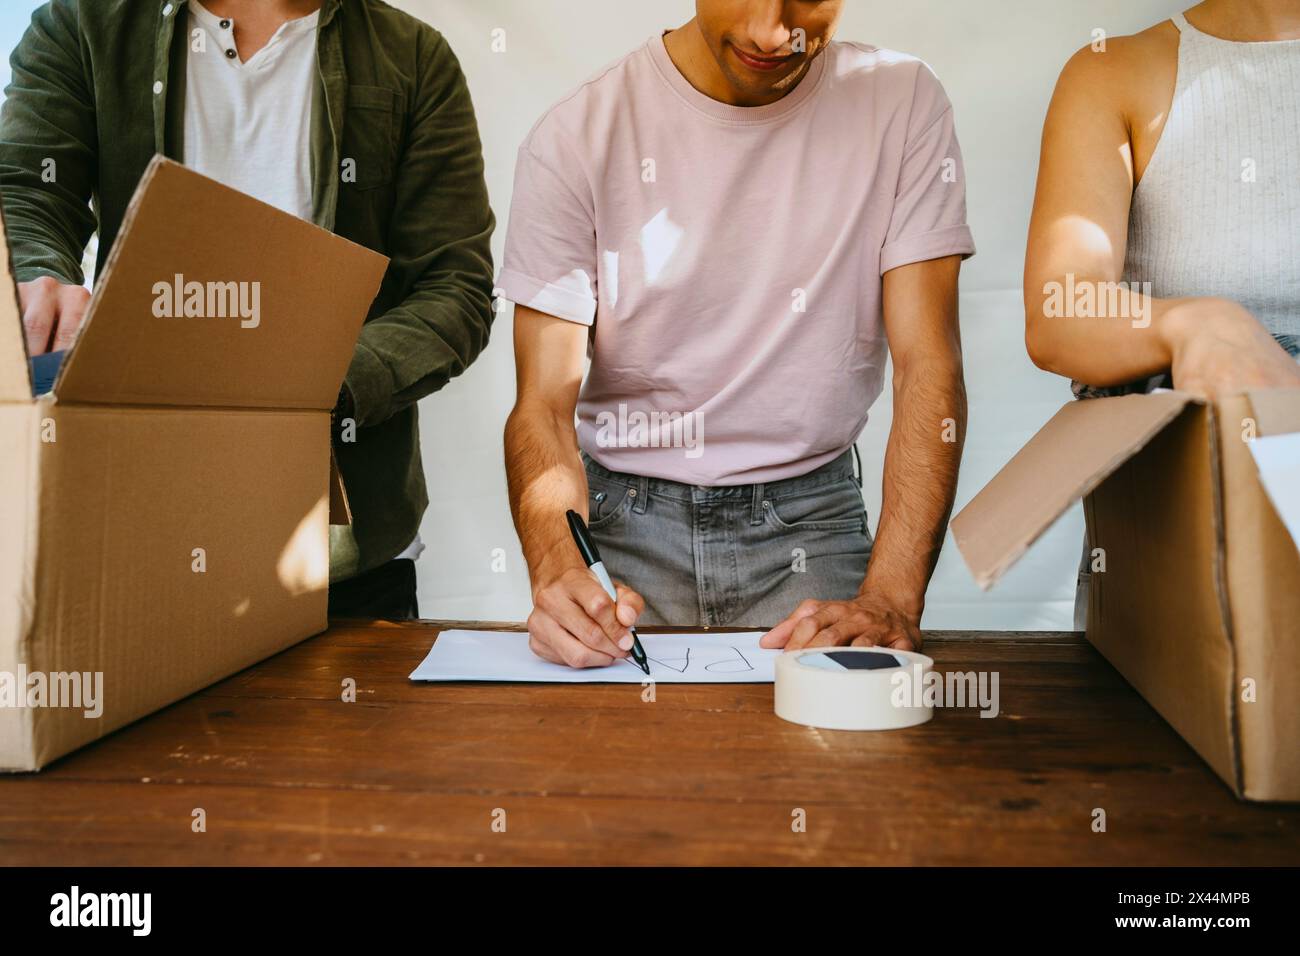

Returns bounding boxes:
[220,19,231,29]
[152,80,164,94]
[162,3,174,15]
[225,48,236,59]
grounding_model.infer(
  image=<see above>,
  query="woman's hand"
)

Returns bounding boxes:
[1163,299,1300,398]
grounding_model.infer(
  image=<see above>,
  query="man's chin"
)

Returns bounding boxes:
[724,70,795,103]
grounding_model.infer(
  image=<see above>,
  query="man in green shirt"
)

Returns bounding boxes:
[0,0,496,619]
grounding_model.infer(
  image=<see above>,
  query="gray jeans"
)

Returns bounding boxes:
[583,450,873,627]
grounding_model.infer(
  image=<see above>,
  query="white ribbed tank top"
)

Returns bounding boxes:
[1124,13,1300,336]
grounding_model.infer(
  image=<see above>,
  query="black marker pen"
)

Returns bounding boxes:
[565,510,649,675]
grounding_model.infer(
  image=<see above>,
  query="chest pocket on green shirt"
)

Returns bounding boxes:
[342,85,401,190]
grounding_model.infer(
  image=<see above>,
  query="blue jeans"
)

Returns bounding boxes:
[583,450,873,627]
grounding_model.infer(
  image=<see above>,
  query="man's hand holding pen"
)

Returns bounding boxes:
[526,565,645,669]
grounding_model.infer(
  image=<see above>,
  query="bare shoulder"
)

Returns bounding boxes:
[1054,20,1179,116]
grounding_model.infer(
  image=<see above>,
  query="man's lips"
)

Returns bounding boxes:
[731,46,795,72]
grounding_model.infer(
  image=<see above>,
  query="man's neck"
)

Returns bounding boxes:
[662,19,812,107]
[1189,0,1300,41]
[200,0,323,18]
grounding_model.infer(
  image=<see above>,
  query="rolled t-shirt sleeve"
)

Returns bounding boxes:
[498,140,599,325]
[879,67,976,276]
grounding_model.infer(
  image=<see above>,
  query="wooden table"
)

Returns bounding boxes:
[2,623,1298,866]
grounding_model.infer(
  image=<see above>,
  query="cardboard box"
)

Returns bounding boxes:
[0,157,387,771]
[952,390,1300,801]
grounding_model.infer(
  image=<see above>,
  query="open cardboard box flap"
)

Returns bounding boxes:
[46,157,388,411]
[1246,388,1300,541]
[951,391,1197,589]
[1248,387,1300,437]
[0,157,386,525]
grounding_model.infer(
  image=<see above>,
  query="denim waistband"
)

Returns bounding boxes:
[581,448,858,505]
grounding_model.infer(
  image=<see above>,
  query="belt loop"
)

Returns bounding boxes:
[851,444,863,489]
[750,481,765,525]
[632,474,649,514]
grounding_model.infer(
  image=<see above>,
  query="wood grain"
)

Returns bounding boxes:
[2,622,1297,865]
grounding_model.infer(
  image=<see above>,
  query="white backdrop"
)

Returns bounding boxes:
[0,0,1189,628]
[397,0,1186,628]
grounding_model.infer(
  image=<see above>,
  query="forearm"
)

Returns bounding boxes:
[344,27,495,427]
[861,357,967,620]
[505,397,589,592]
[0,186,92,284]
[345,275,493,427]
[0,0,98,284]
[1025,278,1249,388]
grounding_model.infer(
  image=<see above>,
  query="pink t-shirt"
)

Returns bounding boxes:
[499,36,975,485]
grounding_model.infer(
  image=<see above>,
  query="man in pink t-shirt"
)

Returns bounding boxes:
[500,1,975,668]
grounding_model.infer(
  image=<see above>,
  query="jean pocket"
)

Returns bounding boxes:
[764,481,867,533]
[586,474,635,530]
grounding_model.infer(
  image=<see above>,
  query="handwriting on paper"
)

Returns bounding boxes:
[410,630,779,684]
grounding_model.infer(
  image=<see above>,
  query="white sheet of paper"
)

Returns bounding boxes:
[1249,432,1300,555]
[410,630,777,683]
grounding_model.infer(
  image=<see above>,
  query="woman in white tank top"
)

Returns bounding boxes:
[1023,0,1300,398]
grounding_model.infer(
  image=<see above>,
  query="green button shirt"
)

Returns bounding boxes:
[0,0,497,581]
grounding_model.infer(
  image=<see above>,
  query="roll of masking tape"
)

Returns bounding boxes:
[774,646,935,731]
